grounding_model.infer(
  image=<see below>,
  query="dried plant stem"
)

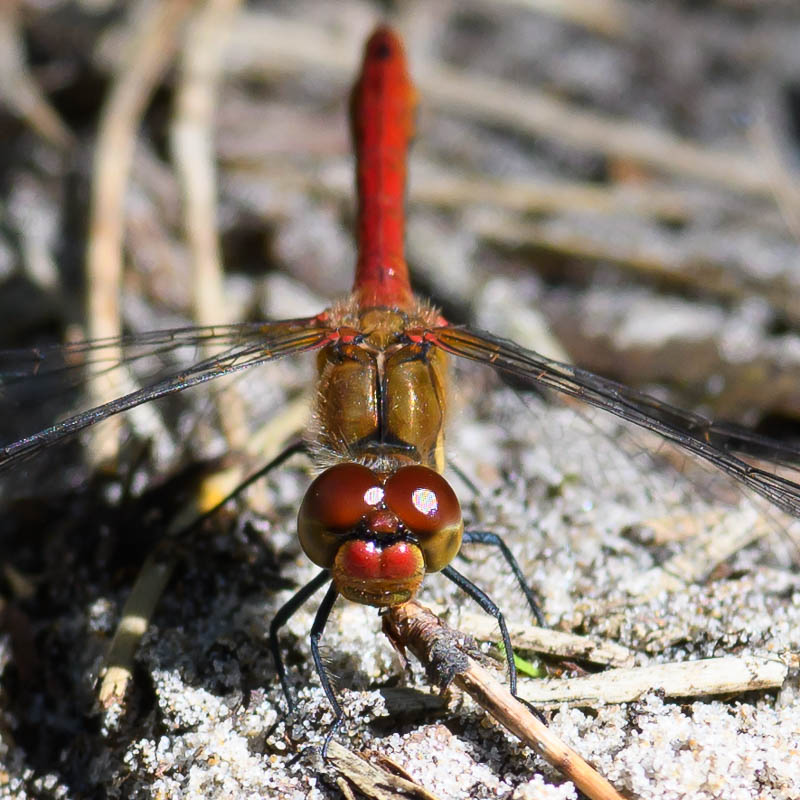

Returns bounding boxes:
[86,0,196,462]
[494,0,630,37]
[226,160,697,223]
[173,0,240,331]
[620,506,769,599]
[517,655,788,708]
[98,552,175,709]
[327,740,442,800]
[383,600,625,800]
[98,459,245,711]
[427,608,634,668]
[223,13,791,199]
[0,0,74,149]
[172,0,246,449]
[749,112,800,243]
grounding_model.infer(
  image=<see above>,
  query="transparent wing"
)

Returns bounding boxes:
[0,317,333,472]
[0,320,320,383]
[429,325,800,519]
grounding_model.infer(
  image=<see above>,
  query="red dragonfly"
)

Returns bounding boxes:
[2,25,800,746]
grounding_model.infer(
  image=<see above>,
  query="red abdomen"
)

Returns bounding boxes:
[350,27,415,311]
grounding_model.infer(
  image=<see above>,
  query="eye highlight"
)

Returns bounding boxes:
[364,485,385,506]
[411,486,438,517]
[300,463,382,531]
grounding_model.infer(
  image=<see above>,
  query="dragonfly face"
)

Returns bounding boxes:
[297,462,463,606]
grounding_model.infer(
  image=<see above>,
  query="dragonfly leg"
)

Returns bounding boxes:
[442,565,547,724]
[446,460,482,496]
[461,530,545,626]
[309,582,345,759]
[268,569,332,712]
[170,440,308,537]
[441,565,519,696]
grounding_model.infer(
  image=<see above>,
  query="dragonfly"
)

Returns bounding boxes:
[2,24,800,751]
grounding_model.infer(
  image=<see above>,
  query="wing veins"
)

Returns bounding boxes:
[0,319,317,382]
[434,326,800,519]
[0,322,332,471]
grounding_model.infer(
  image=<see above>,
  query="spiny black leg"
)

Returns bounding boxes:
[309,583,343,759]
[172,440,308,538]
[442,564,547,724]
[442,564,519,696]
[269,569,331,710]
[462,530,545,626]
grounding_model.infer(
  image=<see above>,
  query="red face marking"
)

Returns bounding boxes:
[379,541,420,580]
[336,539,423,582]
[365,508,400,535]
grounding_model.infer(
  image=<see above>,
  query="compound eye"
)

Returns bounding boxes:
[301,463,382,529]
[384,466,460,533]
[297,463,383,567]
[383,466,463,572]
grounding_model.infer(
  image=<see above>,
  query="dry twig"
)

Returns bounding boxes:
[383,600,625,800]
[749,111,800,243]
[0,0,74,149]
[222,13,792,199]
[620,506,769,600]
[172,0,241,331]
[430,608,635,668]
[224,159,698,223]
[171,0,247,449]
[327,740,441,800]
[494,0,630,37]
[517,655,788,708]
[86,0,196,461]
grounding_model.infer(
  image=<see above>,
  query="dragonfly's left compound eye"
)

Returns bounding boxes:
[384,465,463,572]
[297,463,383,568]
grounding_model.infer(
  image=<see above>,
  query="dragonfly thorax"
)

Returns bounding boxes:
[297,463,463,607]
[308,302,448,473]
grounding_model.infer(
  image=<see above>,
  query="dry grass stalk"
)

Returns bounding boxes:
[172,0,248,451]
[0,0,74,149]
[327,740,442,800]
[383,600,626,800]
[222,12,790,198]
[86,0,196,462]
[493,0,630,38]
[518,655,789,708]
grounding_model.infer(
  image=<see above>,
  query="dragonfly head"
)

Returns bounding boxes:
[297,463,463,607]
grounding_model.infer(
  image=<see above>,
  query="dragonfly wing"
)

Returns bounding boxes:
[429,325,800,519]
[0,318,328,384]
[0,318,334,471]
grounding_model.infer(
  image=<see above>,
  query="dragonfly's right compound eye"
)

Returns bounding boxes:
[297,463,384,568]
[383,466,463,572]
